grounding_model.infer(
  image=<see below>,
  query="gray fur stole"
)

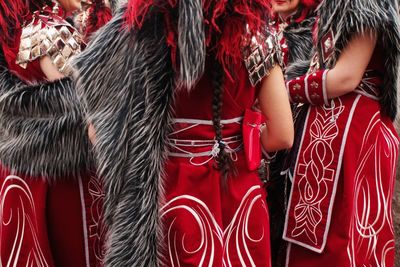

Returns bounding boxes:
[72,1,205,265]
[0,50,91,180]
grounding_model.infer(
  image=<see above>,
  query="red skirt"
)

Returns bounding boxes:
[161,120,271,266]
[285,95,398,266]
[0,166,105,267]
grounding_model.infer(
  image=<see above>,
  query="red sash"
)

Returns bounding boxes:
[283,93,361,252]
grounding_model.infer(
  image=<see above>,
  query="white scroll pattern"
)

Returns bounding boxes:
[347,113,398,266]
[87,175,107,264]
[0,175,49,267]
[160,185,268,267]
[291,100,345,244]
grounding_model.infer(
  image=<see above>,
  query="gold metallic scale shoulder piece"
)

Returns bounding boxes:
[16,15,84,76]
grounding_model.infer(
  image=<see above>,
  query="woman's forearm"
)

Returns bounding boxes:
[325,31,377,98]
[259,66,294,152]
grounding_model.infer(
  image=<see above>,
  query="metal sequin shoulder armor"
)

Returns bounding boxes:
[242,26,283,86]
[16,5,84,76]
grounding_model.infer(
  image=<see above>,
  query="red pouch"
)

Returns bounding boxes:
[242,108,264,171]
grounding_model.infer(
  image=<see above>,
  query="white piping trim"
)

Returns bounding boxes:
[304,74,312,104]
[285,243,292,267]
[320,95,361,252]
[322,70,330,106]
[172,117,243,125]
[168,145,243,158]
[282,106,311,244]
[288,171,293,183]
[354,89,380,101]
[78,176,91,267]
[286,81,294,103]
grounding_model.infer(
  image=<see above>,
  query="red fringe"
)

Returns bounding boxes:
[123,0,271,79]
[0,0,51,46]
[0,0,29,46]
[85,0,112,38]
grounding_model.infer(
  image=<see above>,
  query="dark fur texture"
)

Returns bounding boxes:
[283,12,317,80]
[284,16,316,73]
[0,50,91,180]
[316,0,400,120]
[73,1,206,265]
[283,13,317,80]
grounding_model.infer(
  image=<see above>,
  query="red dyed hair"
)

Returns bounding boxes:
[0,0,51,46]
[301,0,320,7]
[124,0,271,76]
[85,0,112,38]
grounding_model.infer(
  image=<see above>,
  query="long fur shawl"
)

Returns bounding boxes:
[72,1,205,265]
[316,0,400,120]
[0,51,91,180]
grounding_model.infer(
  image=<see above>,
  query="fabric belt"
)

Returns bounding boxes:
[167,117,243,166]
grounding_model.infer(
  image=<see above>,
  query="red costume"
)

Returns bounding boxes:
[283,0,400,265]
[0,2,108,266]
[73,0,284,266]
[162,63,270,266]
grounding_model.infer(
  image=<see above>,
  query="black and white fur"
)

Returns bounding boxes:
[284,15,317,80]
[108,0,122,14]
[284,16,316,75]
[73,1,205,266]
[0,50,91,180]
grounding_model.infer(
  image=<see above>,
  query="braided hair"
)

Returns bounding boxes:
[211,58,236,180]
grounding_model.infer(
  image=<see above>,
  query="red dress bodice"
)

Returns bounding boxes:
[174,62,258,120]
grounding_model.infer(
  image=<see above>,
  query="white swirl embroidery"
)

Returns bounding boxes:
[88,175,107,263]
[346,112,398,266]
[291,100,344,244]
[160,185,268,267]
[0,175,49,267]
